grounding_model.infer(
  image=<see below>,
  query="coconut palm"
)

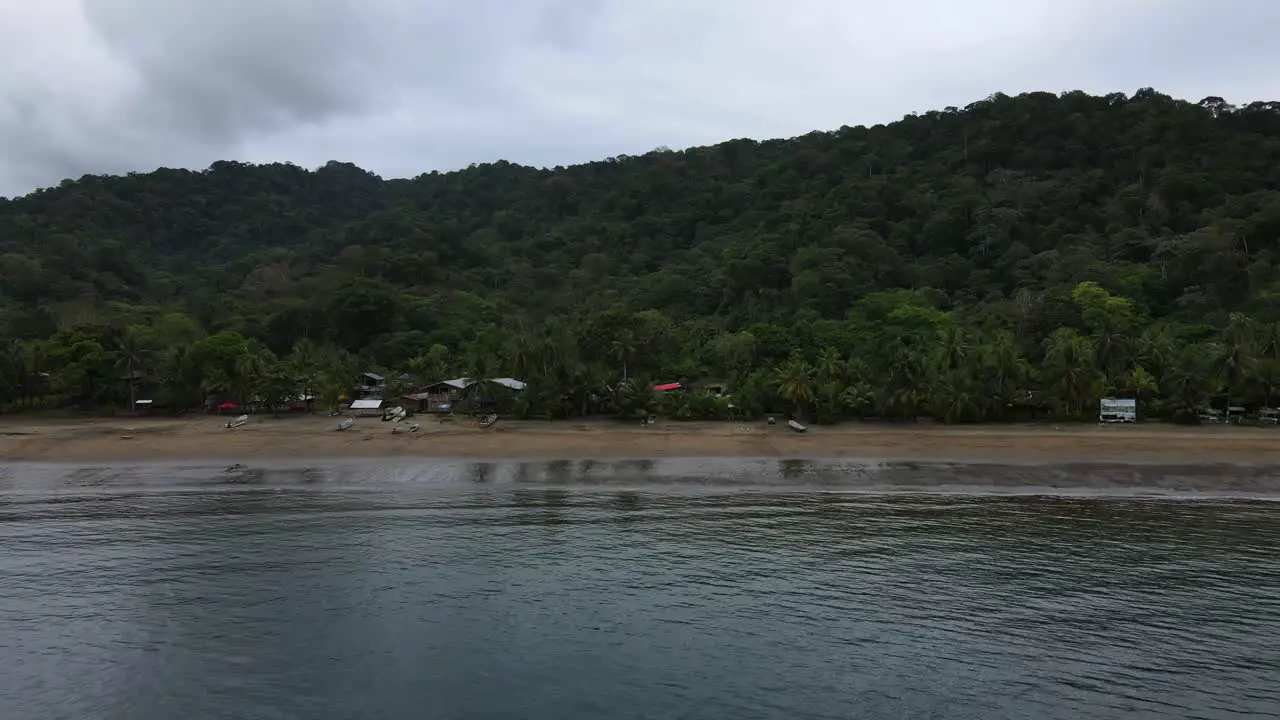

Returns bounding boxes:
[1043,328,1101,416]
[774,352,815,418]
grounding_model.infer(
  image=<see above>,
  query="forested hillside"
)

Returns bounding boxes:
[3,88,1280,422]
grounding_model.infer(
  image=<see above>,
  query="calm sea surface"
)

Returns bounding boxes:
[2,459,1279,719]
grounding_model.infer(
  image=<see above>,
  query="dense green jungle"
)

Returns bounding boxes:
[3,89,1280,423]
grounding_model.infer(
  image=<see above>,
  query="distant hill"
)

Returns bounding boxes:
[3,88,1280,423]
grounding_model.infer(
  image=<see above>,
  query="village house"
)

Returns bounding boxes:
[403,377,525,413]
[356,372,385,399]
[348,398,385,417]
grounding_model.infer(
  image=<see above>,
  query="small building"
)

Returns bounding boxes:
[1225,405,1247,424]
[349,398,385,417]
[401,391,444,414]
[410,377,526,413]
[287,394,315,412]
[413,378,469,413]
[462,378,525,411]
[653,382,683,393]
[1099,397,1137,423]
[356,372,385,399]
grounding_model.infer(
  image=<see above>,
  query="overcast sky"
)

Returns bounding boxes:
[1,0,1277,198]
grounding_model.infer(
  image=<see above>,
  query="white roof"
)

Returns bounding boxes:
[135,399,153,405]
[436,377,526,391]
[349,399,383,410]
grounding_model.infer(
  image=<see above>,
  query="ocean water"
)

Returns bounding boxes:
[1,459,1279,719]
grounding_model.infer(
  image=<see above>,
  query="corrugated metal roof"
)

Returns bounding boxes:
[349,398,383,410]
[428,377,527,391]
[653,382,682,392]
[363,372,385,381]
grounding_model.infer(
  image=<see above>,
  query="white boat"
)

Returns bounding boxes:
[226,414,249,429]
[787,419,807,433]
[336,419,354,431]
[477,413,498,428]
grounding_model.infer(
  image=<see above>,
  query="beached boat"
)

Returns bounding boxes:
[225,414,249,429]
[477,413,498,429]
[336,418,354,431]
[787,419,807,433]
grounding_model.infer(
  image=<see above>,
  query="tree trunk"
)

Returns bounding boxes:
[128,361,137,416]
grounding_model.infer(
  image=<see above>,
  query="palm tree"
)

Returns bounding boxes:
[931,370,981,423]
[509,334,544,382]
[1136,324,1176,378]
[1164,345,1214,416]
[201,369,232,407]
[814,347,845,385]
[980,332,1028,418]
[1215,319,1258,401]
[1124,367,1159,418]
[609,331,638,381]
[1043,328,1101,416]
[884,340,930,420]
[406,344,451,386]
[290,339,320,377]
[0,340,24,411]
[111,326,147,414]
[1257,322,1280,363]
[461,343,501,415]
[1090,323,1131,379]
[18,341,47,408]
[289,339,322,411]
[935,325,972,372]
[774,352,815,418]
[235,350,273,411]
[838,381,875,419]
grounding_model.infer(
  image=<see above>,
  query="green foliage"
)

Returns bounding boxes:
[3,90,1280,422]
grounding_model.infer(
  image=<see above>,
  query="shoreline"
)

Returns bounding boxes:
[3,415,1280,465]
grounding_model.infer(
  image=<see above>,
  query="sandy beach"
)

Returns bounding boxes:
[1,413,1278,464]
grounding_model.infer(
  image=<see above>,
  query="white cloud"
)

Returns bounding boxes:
[1,0,1277,197]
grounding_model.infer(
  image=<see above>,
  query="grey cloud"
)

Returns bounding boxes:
[1,0,1279,198]
[1058,0,1280,99]
[80,0,400,141]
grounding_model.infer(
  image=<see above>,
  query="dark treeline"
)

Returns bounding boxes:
[3,88,1280,422]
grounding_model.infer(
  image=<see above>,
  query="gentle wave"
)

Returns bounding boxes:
[2,461,1279,719]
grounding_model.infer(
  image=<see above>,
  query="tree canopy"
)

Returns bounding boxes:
[3,88,1280,422]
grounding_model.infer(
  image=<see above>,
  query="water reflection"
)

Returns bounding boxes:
[1,461,1278,720]
[469,462,496,483]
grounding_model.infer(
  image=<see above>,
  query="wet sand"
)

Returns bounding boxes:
[1,414,1278,465]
